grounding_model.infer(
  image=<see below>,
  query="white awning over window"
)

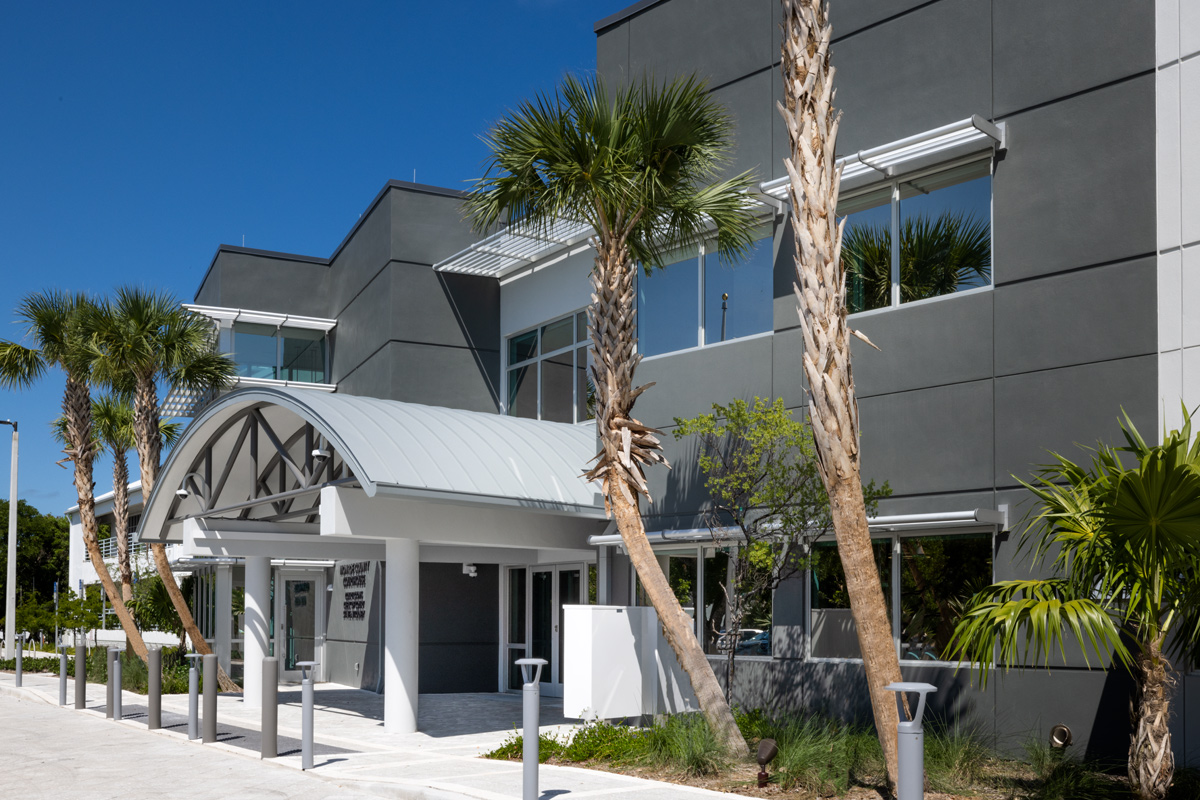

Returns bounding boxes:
[434,217,595,279]
[760,115,1005,200]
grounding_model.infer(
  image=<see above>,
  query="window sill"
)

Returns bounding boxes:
[640,329,775,364]
[846,284,993,321]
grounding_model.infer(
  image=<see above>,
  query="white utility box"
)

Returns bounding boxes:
[562,604,698,720]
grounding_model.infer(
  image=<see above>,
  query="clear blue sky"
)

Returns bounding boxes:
[0,0,632,515]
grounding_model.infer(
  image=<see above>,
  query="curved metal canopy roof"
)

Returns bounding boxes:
[140,387,604,541]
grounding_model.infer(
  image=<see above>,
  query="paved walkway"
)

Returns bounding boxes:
[0,671,737,800]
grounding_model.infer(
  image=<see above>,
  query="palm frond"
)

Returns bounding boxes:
[0,342,47,389]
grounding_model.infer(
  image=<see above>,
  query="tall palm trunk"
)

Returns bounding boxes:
[1129,635,1174,800]
[780,0,904,784]
[133,376,238,692]
[584,237,748,759]
[112,453,132,603]
[65,376,148,663]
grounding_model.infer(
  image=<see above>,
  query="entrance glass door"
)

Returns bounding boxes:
[275,570,325,682]
[508,564,584,696]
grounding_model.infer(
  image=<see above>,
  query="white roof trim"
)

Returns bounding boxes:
[760,115,1005,200]
[184,304,337,332]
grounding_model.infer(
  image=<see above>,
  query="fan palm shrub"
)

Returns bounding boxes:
[948,409,1200,800]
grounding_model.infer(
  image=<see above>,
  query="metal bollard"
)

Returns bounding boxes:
[113,651,123,721]
[59,649,68,705]
[74,638,86,710]
[261,657,278,759]
[202,653,217,743]
[106,647,117,718]
[185,653,202,740]
[885,682,938,800]
[515,657,548,800]
[14,635,21,687]
[147,647,161,730]
[296,660,317,769]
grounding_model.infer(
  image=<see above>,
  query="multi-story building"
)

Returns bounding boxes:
[67,0,1200,764]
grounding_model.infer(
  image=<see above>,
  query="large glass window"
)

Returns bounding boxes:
[232,322,328,384]
[839,158,992,312]
[898,533,992,661]
[809,539,892,659]
[704,229,774,345]
[638,251,700,357]
[506,311,593,423]
[637,234,776,358]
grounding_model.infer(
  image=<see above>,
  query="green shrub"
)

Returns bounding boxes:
[924,719,992,792]
[483,729,565,763]
[0,656,65,673]
[640,713,727,776]
[1019,740,1129,800]
[561,720,644,763]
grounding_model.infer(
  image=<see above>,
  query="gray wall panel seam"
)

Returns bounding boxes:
[994,352,1157,381]
[994,252,1157,288]
[336,339,499,387]
[829,0,944,44]
[994,68,1155,121]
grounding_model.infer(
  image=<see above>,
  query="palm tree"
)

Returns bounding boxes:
[0,291,149,662]
[54,397,181,605]
[841,210,991,312]
[780,0,906,784]
[87,287,237,690]
[948,410,1200,800]
[466,74,758,757]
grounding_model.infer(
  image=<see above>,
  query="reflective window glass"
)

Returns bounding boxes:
[704,231,774,344]
[232,322,278,380]
[838,188,893,314]
[809,540,891,659]
[637,254,699,357]
[280,327,325,383]
[576,311,588,343]
[899,160,991,304]
[507,366,537,419]
[509,330,538,365]
[899,533,991,661]
[541,317,574,354]
[576,346,593,421]
[541,351,574,423]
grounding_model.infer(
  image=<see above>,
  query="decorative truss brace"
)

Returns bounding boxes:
[166,404,356,528]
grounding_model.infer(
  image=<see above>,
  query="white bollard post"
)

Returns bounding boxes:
[113,651,123,721]
[296,660,318,769]
[515,658,548,800]
[885,682,938,800]
[185,653,203,740]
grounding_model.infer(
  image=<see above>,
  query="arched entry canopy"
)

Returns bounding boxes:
[139,386,607,548]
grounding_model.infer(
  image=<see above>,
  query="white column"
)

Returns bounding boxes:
[243,557,271,708]
[215,564,233,673]
[384,537,419,733]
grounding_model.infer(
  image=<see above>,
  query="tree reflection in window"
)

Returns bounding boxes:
[898,533,991,661]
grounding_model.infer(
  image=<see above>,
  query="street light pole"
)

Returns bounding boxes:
[1,420,17,661]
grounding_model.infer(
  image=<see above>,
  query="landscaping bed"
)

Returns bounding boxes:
[483,710,1198,800]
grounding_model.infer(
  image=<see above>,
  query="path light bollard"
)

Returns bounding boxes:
[59,647,68,705]
[113,650,123,721]
[14,634,21,687]
[185,653,202,740]
[261,656,278,759]
[147,647,161,730]
[105,647,117,718]
[515,657,548,800]
[74,637,86,710]
[296,660,318,769]
[885,682,938,800]
[202,653,218,743]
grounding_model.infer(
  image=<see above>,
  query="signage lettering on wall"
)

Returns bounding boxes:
[339,561,370,620]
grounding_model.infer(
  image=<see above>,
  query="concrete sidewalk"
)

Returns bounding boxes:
[0,671,738,800]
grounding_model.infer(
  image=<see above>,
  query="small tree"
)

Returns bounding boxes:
[674,397,888,702]
[56,586,102,638]
[948,409,1200,800]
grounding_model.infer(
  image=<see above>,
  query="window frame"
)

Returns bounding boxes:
[230,322,330,385]
[503,309,592,424]
[839,153,995,316]
[803,527,996,669]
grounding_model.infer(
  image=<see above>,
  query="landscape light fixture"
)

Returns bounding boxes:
[1049,724,1073,748]
[756,737,778,788]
